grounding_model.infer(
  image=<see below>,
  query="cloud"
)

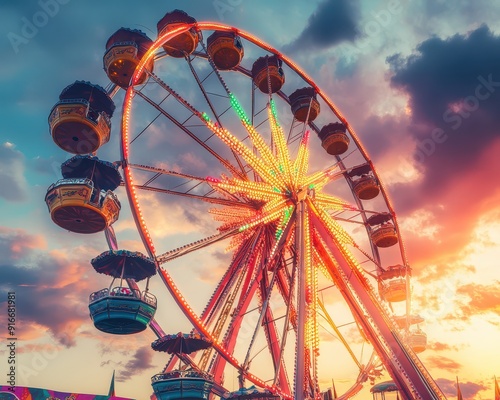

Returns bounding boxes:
[456,282,500,317]
[355,114,412,165]
[0,227,105,346]
[30,155,66,179]
[415,1,500,39]
[117,346,155,382]
[0,226,46,262]
[414,262,475,284]
[435,378,488,399]
[425,355,462,372]
[390,139,500,267]
[285,0,360,52]
[0,142,29,201]
[388,25,500,194]
[1,261,91,346]
[427,341,462,352]
[414,278,500,326]
[387,34,500,261]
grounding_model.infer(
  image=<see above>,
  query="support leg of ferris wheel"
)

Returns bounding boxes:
[294,198,308,400]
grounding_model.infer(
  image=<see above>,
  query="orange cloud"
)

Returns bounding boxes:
[412,262,475,284]
[456,282,500,316]
[427,341,462,352]
[425,355,462,372]
[394,139,500,270]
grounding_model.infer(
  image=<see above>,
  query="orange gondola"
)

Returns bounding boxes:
[104,27,154,87]
[207,31,244,70]
[252,55,285,94]
[289,87,320,122]
[49,81,115,154]
[157,9,199,58]
[318,122,350,155]
[367,213,398,248]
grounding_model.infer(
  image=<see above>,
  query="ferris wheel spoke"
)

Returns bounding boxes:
[254,294,292,395]
[271,260,297,390]
[185,54,248,177]
[202,228,265,331]
[259,252,297,394]
[129,163,246,204]
[130,163,212,182]
[156,228,240,264]
[132,183,252,209]
[240,245,282,371]
[210,217,295,388]
[317,299,363,371]
[207,232,268,383]
[134,81,245,179]
[351,243,382,273]
[307,161,366,188]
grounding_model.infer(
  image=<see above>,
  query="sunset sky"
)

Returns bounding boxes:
[1,0,500,399]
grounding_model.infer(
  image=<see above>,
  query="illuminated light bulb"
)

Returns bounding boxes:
[206,176,220,183]
[202,118,285,189]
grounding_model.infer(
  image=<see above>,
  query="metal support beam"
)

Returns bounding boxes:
[294,200,307,400]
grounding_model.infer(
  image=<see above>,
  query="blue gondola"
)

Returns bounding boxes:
[151,370,214,400]
[370,381,401,400]
[89,287,157,334]
[88,250,157,334]
[151,330,214,399]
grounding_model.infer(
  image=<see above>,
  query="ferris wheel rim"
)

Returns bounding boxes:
[121,20,409,266]
[117,21,410,398]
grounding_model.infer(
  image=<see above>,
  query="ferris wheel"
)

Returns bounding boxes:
[44,9,447,400]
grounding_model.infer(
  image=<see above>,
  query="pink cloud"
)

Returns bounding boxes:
[425,355,462,372]
[1,227,110,346]
[0,227,46,260]
[436,377,488,399]
[117,346,156,382]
